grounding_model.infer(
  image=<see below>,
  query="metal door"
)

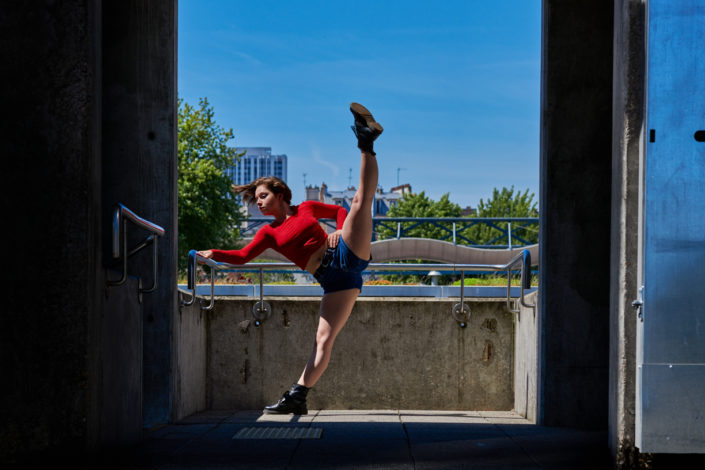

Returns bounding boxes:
[637,0,705,453]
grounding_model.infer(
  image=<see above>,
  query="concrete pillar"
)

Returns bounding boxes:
[0,0,178,462]
[539,0,614,429]
[101,0,178,429]
[609,0,644,463]
[1,0,103,460]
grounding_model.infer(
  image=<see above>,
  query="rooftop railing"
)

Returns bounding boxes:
[181,248,535,328]
[242,217,538,249]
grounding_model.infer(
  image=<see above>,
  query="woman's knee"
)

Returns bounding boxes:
[352,192,374,210]
[315,330,334,353]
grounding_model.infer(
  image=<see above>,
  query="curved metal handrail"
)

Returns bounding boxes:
[182,248,536,319]
[107,204,165,299]
[503,249,536,314]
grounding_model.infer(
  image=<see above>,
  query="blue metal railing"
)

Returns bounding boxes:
[241,217,538,249]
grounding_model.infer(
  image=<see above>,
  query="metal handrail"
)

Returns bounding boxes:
[181,248,536,324]
[503,249,536,314]
[107,204,165,300]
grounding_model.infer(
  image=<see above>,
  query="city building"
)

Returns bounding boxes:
[227,147,288,221]
[461,206,477,216]
[305,182,411,217]
[226,147,287,186]
[306,182,475,218]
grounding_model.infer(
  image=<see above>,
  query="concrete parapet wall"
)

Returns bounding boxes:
[201,297,514,411]
[513,291,539,423]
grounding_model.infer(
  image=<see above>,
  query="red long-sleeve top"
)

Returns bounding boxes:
[210,200,348,270]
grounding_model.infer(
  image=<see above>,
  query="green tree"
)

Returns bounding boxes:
[378,191,463,240]
[376,191,463,284]
[463,186,539,246]
[178,97,243,269]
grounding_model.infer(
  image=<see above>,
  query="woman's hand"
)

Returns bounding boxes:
[327,230,343,249]
[196,250,213,264]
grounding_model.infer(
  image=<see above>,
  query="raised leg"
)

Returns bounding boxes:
[342,102,383,261]
[341,150,378,261]
[292,103,383,387]
[297,288,360,388]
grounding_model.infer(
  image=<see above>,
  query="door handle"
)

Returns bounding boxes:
[695,130,705,142]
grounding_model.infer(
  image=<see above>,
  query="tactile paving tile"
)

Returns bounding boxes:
[233,426,322,439]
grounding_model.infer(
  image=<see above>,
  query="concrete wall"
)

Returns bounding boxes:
[609,0,644,465]
[1,1,102,460]
[202,298,515,411]
[539,0,614,429]
[174,294,542,416]
[0,1,177,462]
[514,291,539,423]
[101,0,178,429]
[100,275,143,447]
[174,299,208,421]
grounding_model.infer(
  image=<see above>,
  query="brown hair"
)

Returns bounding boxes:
[232,176,292,205]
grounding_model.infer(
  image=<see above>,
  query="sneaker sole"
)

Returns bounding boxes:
[350,102,384,134]
[262,409,308,415]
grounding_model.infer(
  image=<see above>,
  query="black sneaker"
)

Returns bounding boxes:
[350,102,383,154]
[263,391,308,415]
[350,102,383,137]
[263,384,309,415]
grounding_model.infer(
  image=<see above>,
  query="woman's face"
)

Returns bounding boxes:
[254,184,282,215]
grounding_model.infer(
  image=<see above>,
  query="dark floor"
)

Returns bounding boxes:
[109,410,610,469]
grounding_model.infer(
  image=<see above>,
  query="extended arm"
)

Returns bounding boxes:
[209,228,272,265]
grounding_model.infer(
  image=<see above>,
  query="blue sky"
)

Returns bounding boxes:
[178,0,541,210]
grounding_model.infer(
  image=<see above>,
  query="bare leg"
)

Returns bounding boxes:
[295,105,379,387]
[341,150,378,261]
[297,289,360,388]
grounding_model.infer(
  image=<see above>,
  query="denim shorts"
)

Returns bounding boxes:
[313,237,370,294]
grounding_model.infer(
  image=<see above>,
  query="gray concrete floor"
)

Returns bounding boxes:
[112,410,610,469]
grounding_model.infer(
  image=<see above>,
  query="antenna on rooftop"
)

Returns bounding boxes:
[348,168,352,188]
[396,167,407,186]
[303,173,307,188]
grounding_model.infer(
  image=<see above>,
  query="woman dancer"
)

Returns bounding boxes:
[197,103,382,414]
